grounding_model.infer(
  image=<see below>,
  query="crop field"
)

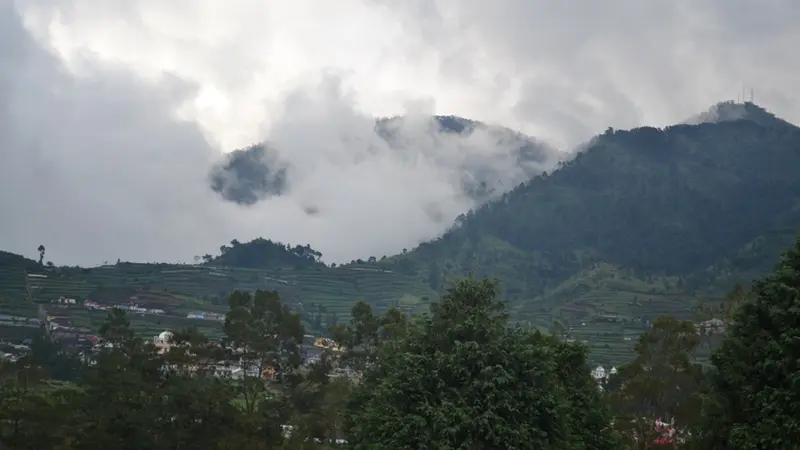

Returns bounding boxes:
[0,266,36,318]
[0,261,436,342]
[0,258,723,367]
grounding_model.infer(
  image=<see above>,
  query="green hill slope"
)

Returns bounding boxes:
[0,258,436,338]
[380,102,800,361]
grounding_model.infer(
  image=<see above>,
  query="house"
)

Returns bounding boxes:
[313,337,343,352]
[591,365,607,380]
[698,318,725,335]
[153,330,174,355]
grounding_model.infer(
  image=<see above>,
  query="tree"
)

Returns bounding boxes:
[692,237,800,449]
[606,316,705,447]
[329,301,379,374]
[26,329,82,382]
[59,309,167,449]
[224,290,304,415]
[37,245,45,265]
[346,277,612,449]
[0,359,65,449]
[528,332,619,450]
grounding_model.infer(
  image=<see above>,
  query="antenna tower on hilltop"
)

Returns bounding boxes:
[737,85,755,104]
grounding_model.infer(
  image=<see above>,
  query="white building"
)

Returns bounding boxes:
[591,365,607,380]
[153,330,174,355]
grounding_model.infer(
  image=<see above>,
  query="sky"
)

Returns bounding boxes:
[1,0,799,266]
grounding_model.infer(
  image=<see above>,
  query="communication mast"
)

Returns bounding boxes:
[737,85,755,104]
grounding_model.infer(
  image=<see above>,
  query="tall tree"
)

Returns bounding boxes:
[37,244,45,266]
[223,290,304,414]
[606,316,705,447]
[346,277,612,449]
[330,302,408,375]
[528,332,619,450]
[59,309,166,449]
[692,237,800,449]
[329,301,379,374]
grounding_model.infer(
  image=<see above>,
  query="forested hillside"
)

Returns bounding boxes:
[395,102,800,312]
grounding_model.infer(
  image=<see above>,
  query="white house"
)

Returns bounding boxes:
[153,331,174,354]
[591,365,607,380]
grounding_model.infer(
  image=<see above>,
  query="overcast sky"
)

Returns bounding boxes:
[2,0,799,266]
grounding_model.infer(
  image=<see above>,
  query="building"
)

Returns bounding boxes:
[153,330,174,355]
[591,365,607,380]
[698,318,725,335]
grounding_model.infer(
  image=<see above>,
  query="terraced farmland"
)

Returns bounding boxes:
[0,260,437,341]
[59,263,435,314]
[27,275,95,304]
[0,255,719,367]
[0,266,35,318]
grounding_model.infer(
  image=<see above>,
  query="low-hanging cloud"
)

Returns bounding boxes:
[207,74,558,230]
[2,0,800,267]
[210,83,557,208]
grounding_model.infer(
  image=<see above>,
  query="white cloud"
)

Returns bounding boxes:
[1,0,799,266]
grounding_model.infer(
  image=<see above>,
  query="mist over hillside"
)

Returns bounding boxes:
[683,101,791,127]
[209,115,560,208]
[398,101,800,307]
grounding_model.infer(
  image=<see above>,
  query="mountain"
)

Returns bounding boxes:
[2,102,799,366]
[209,115,558,205]
[392,102,800,318]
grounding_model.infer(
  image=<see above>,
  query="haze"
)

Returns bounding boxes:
[2,0,799,266]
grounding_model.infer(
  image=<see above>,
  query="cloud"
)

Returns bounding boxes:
[371,0,800,148]
[1,0,799,266]
[1,3,227,265]
[0,3,556,266]
[207,74,557,248]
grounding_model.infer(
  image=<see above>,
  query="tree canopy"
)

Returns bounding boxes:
[693,237,800,448]
[346,278,619,450]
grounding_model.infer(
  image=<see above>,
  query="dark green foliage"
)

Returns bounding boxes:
[212,238,324,269]
[0,291,335,449]
[530,332,620,450]
[329,300,408,374]
[26,329,83,382]
[346,278,618,449]
[403,106,800,300]
[606,316,706,446]
[0,250,41,271]
[693,237,800,449]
